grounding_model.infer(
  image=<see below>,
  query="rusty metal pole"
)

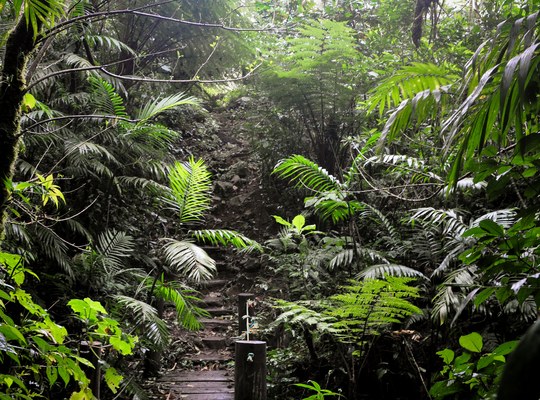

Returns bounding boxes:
[234,340,267,400]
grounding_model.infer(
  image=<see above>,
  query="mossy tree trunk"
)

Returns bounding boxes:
[0,15,42,237]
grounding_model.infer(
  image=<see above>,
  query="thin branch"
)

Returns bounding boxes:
[40,4,268,44]
[97,63,262,85]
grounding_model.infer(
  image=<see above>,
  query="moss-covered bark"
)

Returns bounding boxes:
[0,16,41,237]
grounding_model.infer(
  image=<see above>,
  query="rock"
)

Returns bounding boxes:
[215,181,234,194]
[229,194,249,207]
[231,175,242,184]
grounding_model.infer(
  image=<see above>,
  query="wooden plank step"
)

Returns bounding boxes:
[173,381,233,389]
[177,388,234,394]
[188,350,232,362]
[176,394,233,400]
[158,370,232,382]
[202,295,225,307]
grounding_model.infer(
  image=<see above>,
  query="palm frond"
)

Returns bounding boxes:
[151,281,207,330]
[96,230,134,271]
[367,62,459,118]
[304,192,363,223]
[167,157,212,224]
[85,35,136,55]
[136,93,200,122]
[359,203,400,242]
[88,76,127,117]
[114,295,170,348]
[357,264,428,280]
[273,154,343,193]
[162,239,216,282]
[191,229,263,253]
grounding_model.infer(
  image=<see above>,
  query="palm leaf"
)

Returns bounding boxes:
[161,239,216,282]
[167,157,212,224]
[88,76,127,117]
[367,62,459,118]
[357,264,428,280]
[114,295,170,348]
[136,93,200,122]
[273,154,343,193]
[191,229,263,253]
[151,281,207,330]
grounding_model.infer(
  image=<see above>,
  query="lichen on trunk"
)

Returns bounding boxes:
[0,15,42,237]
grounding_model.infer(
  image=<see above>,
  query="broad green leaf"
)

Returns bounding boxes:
[493,340,519,356]
[436,348,455,364]
[109,336,133,355]
[479,219,505,237]
[22,93,36,111]
[104,367,123,393]
[459,332,483,353]
[272,215,291,227]
[292,215,306,231]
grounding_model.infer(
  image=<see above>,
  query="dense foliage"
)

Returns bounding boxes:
[0,0,539,399]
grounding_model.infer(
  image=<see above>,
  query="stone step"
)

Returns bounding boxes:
[199,318,233,331]
[200,279,229,290]
[187,350,233,362]
[202,336,229,349]
[158,370,232,382]
[202,294,225,307]
[206,307,234,316]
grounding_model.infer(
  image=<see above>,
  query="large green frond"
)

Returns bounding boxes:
[136,93,200,122]
[88,76,128,117]
[367,62,459,118]
[96,230,134,271]
[273,154,343,193]
[357,264,428,280]
[161,239,216,282]
[167,158,212,224]
[151,281,207,331]
[191,229,263,253]
[114,295,170,349]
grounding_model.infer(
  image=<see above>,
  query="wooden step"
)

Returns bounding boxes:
[158,370,232,382]
[187,350,232,362]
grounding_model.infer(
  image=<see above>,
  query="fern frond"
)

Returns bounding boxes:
[191,229,263,253]
[167,158,212,224]
[272,299,337,333]
[359,203,400,242]
[273,154,343,193]
[161,239,216,282]
[136,93,200,122]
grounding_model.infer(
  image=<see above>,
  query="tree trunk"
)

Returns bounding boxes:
[0,16,41,237]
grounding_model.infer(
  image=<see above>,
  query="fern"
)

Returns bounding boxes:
[167,157,212,224]
[357,264,428,280]
[85,35,136,55]
[272,299,337,334]
[330,276,422,339]
[96,230,135,271]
